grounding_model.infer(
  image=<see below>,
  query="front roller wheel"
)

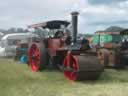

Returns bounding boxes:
[28,43,48,71]
[63,52,104,81]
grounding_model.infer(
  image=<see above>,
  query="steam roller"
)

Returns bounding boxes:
[27,11,104,81]
[94,26,128,68]
[63,52,103,81]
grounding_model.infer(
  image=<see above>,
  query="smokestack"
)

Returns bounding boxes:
[71,11,79,43]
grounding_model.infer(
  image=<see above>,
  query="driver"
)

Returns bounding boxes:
[54,31,64,38]
[121,39,128,50]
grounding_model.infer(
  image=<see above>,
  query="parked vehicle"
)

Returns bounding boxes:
[93,30,128,68]
[0,33,38,57]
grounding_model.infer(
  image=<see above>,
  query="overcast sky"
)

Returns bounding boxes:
[0,0,128,33]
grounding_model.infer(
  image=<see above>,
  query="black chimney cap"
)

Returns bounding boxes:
[71,11,79,16]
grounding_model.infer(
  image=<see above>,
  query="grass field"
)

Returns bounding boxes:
[0,58,128,96]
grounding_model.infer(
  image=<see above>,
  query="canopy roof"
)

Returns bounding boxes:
[120,29,128,35]
[28,20,70,29]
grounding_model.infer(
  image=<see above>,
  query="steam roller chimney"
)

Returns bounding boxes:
[71,11,79,44]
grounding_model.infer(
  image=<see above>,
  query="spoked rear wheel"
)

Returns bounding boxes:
[28,43,48,71]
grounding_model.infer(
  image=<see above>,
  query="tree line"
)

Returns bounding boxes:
[0,28,29,35]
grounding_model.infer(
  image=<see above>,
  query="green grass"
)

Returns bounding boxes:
[0,58,128,96]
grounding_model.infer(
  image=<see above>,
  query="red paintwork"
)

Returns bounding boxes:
[63,52,79,81]
[48,38,64,56]
[28,44,41,71]
[28,38,81,80]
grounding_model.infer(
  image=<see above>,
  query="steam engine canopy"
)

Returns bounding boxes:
[28,20,70,29]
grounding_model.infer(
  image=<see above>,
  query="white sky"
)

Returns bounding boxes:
[0,0,128,33]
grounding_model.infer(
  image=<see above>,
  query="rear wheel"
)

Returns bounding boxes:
[28,43,48,71]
